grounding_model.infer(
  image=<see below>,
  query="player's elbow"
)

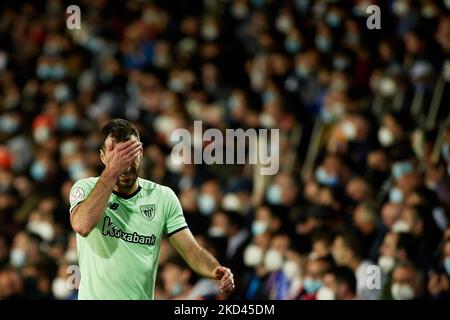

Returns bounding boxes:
[70,211,93,237]
[71,221,92,237]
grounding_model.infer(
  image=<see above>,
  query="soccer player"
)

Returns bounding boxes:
[69,119,234,299]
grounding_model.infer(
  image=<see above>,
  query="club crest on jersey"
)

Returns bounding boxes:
[140,204,156,221]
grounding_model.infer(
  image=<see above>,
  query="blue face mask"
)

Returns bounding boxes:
[250,0,265,8]
[59,115,78,131]
[315,36,331,53]
[251,220,268,235]
[326,13,341,28]
[315,167,339,187]
[392,162,414,180]
[303,277,323,293]
[389,187,404,204]
[30,161,47,181]
[284,39,301,54]
[0,116,19,134]
[442,144,449,160]
[444,257,450,276]
[198,194,216,216]
[266,184,282,205]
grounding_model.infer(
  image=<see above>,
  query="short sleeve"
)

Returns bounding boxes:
[164,187,188,237]
[69,179,93,214]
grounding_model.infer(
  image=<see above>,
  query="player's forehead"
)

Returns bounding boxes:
[105,134,140,145]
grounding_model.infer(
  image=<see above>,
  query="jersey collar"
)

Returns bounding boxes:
[112,185,141,199]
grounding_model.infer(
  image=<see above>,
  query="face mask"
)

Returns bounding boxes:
[282,260,300,280]
[170,282,183,297]
[316,286,336,300]
[266,184,282,205]
[252,220,268,235]
[231,4,249,19]
[392,162,414,180]
[243,244,264,267]
[391,283,415,300]
[30,161,48,182]
[208,226,226,238]
[393,0,410,17]
[52,277,72,299]
[264,249,284,272]
[168,78,185,93]
[333,58,350,71]
[315,166,339,187]
[54,84,71,102]
[222,193,242,212]
[197,194,216,216]
[10,249,26,268]
[202,25,219,41]
[65,249,78,263]
[250,0,265,8]
[315,36,331,53]
[442,257,450,276]
[326,13,341,28]
[276,16,293,33]
[0,116,20,134]
[27,220,55,242]
[262,91,278,104]
[441,144,449,160]
[33,126,50,144]
[445,0,450,10]
[379,78,397,97]
[378,127,395,147]
[68,161,86,181]
[303,277,323,293]
[378,255,396,274]
[340,121,357,140]
[284,39,301,54]
[60,141,77,156]
[59,115,78,131]
[389,187,404,204]
[391,219,410,233]
[295,63,312,77]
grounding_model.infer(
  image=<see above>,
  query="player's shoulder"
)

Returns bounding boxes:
[73,176,99,188]
[138,178,177,198]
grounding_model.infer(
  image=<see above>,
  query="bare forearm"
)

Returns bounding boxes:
[70,170,116,236]
[186,245,220,279]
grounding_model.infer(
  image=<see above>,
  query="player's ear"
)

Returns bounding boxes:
[100,148,106,165]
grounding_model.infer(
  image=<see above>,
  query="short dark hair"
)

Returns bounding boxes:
[101,119,140,149]
[337,233,363,260]
[332,266,357,295]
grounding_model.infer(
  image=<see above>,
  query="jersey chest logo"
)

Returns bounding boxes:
[140,204,156,221]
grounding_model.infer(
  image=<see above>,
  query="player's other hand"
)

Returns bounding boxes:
[102,136,142,177]
[213,266,235,293]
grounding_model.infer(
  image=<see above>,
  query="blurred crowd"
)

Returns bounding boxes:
[1,0,450,300]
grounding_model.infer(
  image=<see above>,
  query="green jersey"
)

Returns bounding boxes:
[69,177,188,300]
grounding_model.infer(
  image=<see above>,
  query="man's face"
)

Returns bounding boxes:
[101,135,142,190]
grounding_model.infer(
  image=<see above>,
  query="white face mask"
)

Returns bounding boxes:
[316,286,336,300]
[392,219,411,233]
[389,187,404,204]
[197,194,216,216]
[282,260,300,280]
[243,244,264,267]
[65,249,78,263]
[10,248,27,268]
[251,220,268,236]
[52,277,72,299]
[378,127,395,147]
[264,249,284,272]
[340,121,357,141]
[378,255,396,274]
[391,283,415,300]
[207,226,226,238]
[27,220,55,242]
[222,193,242,212]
